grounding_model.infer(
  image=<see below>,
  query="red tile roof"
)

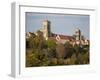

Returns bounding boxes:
[52,33,74,41]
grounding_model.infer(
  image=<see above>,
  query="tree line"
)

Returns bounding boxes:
[26,31,89,67]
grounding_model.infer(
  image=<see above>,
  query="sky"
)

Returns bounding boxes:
[26,12,90,39]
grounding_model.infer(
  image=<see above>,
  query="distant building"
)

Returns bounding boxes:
[26,32,35,39]
[26,20,89,46]
[75,28,81,40]
[40,20,51,40]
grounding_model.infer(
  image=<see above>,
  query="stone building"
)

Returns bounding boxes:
[40,20,51,40]
[26,20,89,46]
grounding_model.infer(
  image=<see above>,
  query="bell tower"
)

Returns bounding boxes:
[42,20,51,40]
[75,28,81,40]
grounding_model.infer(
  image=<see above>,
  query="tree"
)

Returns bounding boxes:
[70,53,77,64]
[56,43,66,59]
[26,49,50,67]
[46,39,56,58]
[76,52,89,64]
[57,58,64,65]
[27,30,47,50]
[46,39,56,49]
[63,58,71,65]
[64,42,74,58]
[26,52,40,67]
[50,58,58,65]
[34,49,50,66]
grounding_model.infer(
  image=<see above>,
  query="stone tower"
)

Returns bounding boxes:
[42,20,51,40]
[75,28,81,40]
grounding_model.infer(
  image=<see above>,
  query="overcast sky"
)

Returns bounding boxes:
[26,12,89,39]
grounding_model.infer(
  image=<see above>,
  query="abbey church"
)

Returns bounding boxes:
[26,20,89,46]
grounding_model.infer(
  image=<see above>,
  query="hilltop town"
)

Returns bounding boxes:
[26,20,89,67]
[26,20,89,46]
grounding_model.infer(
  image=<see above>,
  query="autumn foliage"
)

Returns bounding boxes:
[26,31,89,67]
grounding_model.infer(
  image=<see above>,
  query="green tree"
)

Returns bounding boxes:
[46,39,57,58]
[46,39,56,49]
[26,49,50,67]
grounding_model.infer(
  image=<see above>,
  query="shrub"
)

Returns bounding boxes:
[64,58,71,65]
[70,54,77,64]
[57,58,64,65]
[50,58,58,65]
